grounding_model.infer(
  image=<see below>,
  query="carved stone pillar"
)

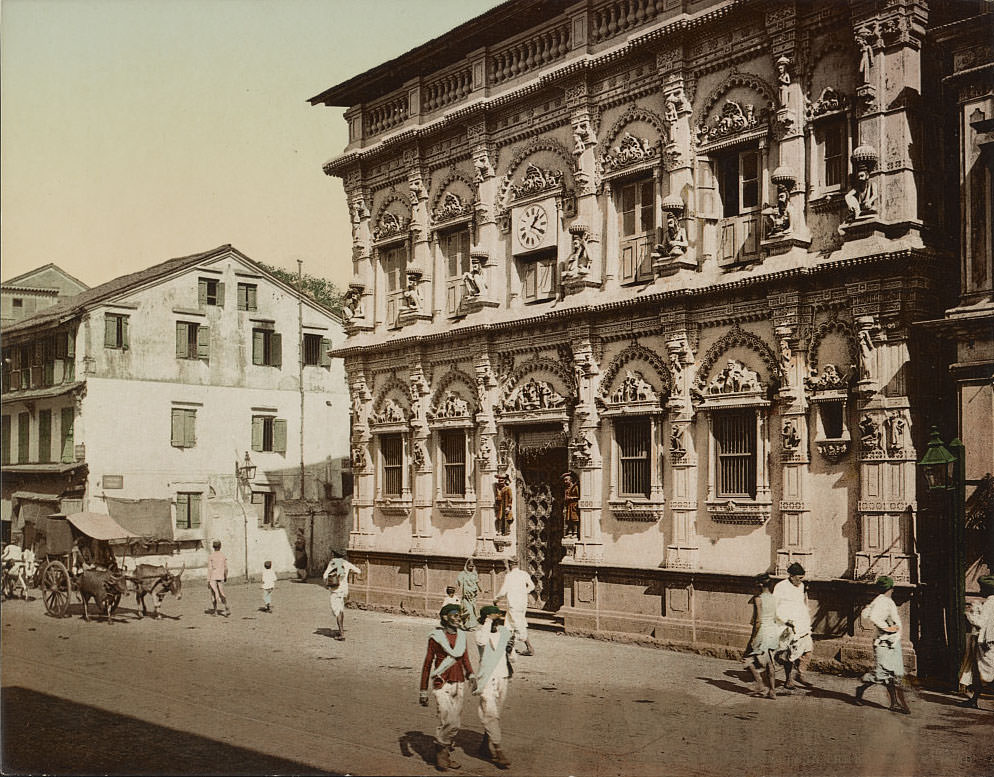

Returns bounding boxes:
[474,355,500,557]
[408,366,432,552]
[662,76,696,263]
[343,169,375,332]
[664,330,699,569]
[469,118,500,299]
[567,78,602,286]
[568,331,603,563]
[348,367,375,550]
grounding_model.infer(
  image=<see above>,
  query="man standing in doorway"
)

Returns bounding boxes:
[322,550,361,641]
[496,558,535,656]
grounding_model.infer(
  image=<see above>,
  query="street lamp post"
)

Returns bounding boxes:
[918,426,966,682]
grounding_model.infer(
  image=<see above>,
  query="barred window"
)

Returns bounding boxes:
[616,418,651,498]
[381,433,403,497]
[715,410,756,499]
[440,430,466,497]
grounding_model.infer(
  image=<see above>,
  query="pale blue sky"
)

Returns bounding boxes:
[0,0,502,289]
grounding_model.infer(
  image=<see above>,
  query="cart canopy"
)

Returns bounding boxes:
[64,512,141,542]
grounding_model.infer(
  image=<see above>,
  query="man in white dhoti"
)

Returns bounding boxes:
[496,559,535,656]
[322,551,361,641]
[474,605,514,769]
[854,576,911,714]
[958,574,994,709]
[773,562,814,689]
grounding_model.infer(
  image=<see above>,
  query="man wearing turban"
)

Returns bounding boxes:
[474,605,514,768]
[958,575,994,708]
[854,576,911,714]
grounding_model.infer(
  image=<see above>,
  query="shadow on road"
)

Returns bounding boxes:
[400,729,488,770]
[1,687,338,776]
[697,670,756,697]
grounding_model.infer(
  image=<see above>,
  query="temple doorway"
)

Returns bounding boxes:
[514,427,567,611]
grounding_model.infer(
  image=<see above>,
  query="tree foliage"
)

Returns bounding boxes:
[259,262,343,316]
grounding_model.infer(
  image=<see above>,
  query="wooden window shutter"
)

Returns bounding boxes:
[320,338,331,367]
[61,407,74,463]
[248,285,257,311]
[271,333,282,368]
[190,493,201,528]
[176,322,189,358]
[620,241,638,284]
[66,330,75,358]
[252,330,264,365]
[122,317,129,348]
[251,416,264,451]
[198,279,207,307]
[171,409,184,447]
[273,419,288,453]
[185,410,197,447]
[696,157,719,220]
[175,492,188,526]
[216,282,225,306]
[197,325,210,359]
[537,256,555,298]
[104,316,117,347]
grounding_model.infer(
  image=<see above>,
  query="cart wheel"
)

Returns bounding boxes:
[42,561,71,617]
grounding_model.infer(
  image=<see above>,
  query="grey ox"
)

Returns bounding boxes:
[133,563,184,618]
[78,569,129,623]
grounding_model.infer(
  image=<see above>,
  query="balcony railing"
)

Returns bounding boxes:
[590,0,669,45]
[365,93,409,138]
[422,67,472,114]
[489,22,571,87]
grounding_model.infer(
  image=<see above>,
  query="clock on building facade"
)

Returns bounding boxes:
[511,198,557,254]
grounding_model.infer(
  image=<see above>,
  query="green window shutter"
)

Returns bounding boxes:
[251,416,264,452]
[38,409,52,463]
[248,285,257,311]
[171,409,184,447]
[273,418,287,453]
[237,285,246,310]
[190,493,201,528]
[320,338,332,367]
[271,333,282,368]
[198,279,207,307]
[252,330,264,365]
[104,316,117,347]
[185,409,197,447]
[61,407,74,463]
[66,330,75,358]
[197,325,210,359]
[216,282,225,307]
[176,322,189,358]
[1,416,10,465]
[17,413,30,463]
[122,317,129,348]
[176,492,189,527]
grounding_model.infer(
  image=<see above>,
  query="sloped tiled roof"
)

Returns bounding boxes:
[3,245,235,334]
[2,262,89,291]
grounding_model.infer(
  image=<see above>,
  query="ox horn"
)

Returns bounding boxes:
[177,561,186,577]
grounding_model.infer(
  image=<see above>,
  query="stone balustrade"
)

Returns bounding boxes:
[365,93,409,138]
[422,67,473,114]
[590,0,666,44]
[489,23,571,86]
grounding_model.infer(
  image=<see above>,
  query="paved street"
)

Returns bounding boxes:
[2,579,991,777]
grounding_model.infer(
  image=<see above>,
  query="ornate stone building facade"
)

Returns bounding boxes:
[311,0,985,672]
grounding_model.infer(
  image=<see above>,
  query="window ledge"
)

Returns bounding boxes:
[816,438,851,463]
[609,499,665,522]
[173,528,202,542]
[706,499,772,525]
[437,498,477,518]
[375,497,412,516]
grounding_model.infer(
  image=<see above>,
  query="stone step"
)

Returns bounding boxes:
[526,607,565,633]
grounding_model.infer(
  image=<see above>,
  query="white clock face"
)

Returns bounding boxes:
[516,204,549,249]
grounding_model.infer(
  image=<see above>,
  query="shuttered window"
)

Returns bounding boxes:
[251,329,282,367]
[2,415,11,465]
[175,492,202,529]
[715,410,756,499]
[237,283,258,311]
[170,408,197,448]
[198,278,224,307]
[37,409,52,463]
[251,416,287,454]
[381,433,403,497]
[616,418,650,498]
[17,412,30,463]
[520,251,557,302]
[443,229,471,316]
[103,314,129,349]
[619,177,655,284]
[176,322,210,360]
[303,333,331,367]
[441,430,466,497]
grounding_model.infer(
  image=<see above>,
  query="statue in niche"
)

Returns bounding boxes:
[494,473,513,536]
[670,424,686,457]
[462,255,488,299]
[611,370,657,403]
[435,390,470,419]
[842,148,879,228]
[857,329,875,382]
[343,286,365,324]
[885,412,906,454]
[561,472,580,539]
[351,446,366,471]
[572,118,596,154]
[859,414,881,451]
[563,228,591,279]
[402,273,422,311]
[779,338,792,373]
[708,359,762,394]
[373,398,406,424]
[765,185,792,236]
[653,211,688,260]
[855,25,877,84]
[776,55,792,108]
[782,419,801,451]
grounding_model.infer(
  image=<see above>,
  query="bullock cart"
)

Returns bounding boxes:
[38,512,139,618]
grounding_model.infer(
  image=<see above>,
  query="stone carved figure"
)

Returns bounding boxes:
[563,228,591,279]
[343,286,365,324]
[885,413,906,454]
[855,25,877,84]
[776,55,792,108]
[602,133,656,169]
[859,414,881,451]
[611,370,658,403]
[351,445,366,471]
[462,255,487,299]
[779,338,792,373]
[765,185,792,236]
[805,363,850,392]
[478,436,493,465]
[371,398,406,424]
[670,424,686,457]
[653,211,688,260]
[494,473,513,536]
[412,441,427,470]
[843,147,879,228]
[664,89,689,124]
[569,432,593,468]
[572,118,596,154]
[473,148,494,182]
[782,419,801,451]
[402,274,422,311]
[505,379,566,412]
[561,472,580,539]
[858,329,875,382]
[707,360,762,394]
[432,391,470,419]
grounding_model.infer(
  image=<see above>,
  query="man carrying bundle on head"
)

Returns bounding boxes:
[474,605,514,769]
[419,603,477,771]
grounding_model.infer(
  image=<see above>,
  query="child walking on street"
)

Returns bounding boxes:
[261,560,276,613]
[744,573,782,698]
